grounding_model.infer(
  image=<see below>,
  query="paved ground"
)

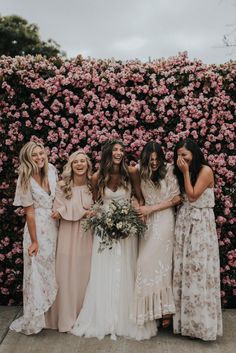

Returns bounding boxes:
[0,307,235,353]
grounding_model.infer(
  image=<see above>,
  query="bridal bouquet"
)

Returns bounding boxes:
[83,199,147,252]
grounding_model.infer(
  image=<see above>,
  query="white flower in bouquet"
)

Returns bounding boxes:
[121,206,129,215]
[116,222,123,230]
[106,218,113,228]
[130,226,137,236]
[110,203,117,212]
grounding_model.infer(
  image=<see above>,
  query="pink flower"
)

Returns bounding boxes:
[1,288,9,295]
[224,208,231,215]
[216,216,227,225]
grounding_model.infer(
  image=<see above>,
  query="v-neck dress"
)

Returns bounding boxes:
[71,186,157,340]
[10,163,58,335]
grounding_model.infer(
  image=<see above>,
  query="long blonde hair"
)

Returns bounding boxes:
[18,141,48,193]
[59,150,93,199]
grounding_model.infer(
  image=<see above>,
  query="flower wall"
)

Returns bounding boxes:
[0,53,235,306]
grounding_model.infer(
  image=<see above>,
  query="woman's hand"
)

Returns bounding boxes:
[136,205,153,217]
[28,241,39,256]
[134,206,145,223]
[84,210,96,218]
[177,156,189,174]
[51,211,61,220]
[171,195,182,206]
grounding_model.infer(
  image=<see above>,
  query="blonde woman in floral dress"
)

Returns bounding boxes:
[10,141,58,335]
[173,139,223,341]
[46,150,93,332]
[133,142,181,329]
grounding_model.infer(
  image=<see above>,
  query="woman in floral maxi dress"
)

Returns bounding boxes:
[173,139,222,341]
[10,141,58,335]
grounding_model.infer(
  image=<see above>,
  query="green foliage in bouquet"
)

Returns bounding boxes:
[83,200,147,252]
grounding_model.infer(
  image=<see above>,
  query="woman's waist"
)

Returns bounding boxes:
[181,201,214,210]
[34,205,53,213]
[178,203,214,222]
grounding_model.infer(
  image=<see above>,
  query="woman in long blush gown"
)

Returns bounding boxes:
[71,140,157,340]
[173,139,222,341]
[45,150,93,332]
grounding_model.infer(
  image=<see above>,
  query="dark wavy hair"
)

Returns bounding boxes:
[140,141,167,187]
[97,140,130,200]
[173,139,209,192]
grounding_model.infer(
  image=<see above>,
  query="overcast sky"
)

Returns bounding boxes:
[1,0,235,63]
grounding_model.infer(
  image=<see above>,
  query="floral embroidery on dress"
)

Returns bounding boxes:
[133,164,180,325]
[10,164,58,335]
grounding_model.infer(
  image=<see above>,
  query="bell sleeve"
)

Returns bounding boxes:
[53,185,90,221]
[13,176,34,207]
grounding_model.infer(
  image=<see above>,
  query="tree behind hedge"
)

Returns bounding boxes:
[0,15,64,58]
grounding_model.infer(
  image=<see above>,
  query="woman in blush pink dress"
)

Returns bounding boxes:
[45,150,93,332]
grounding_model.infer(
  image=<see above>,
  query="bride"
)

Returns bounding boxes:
[71,140,157,340]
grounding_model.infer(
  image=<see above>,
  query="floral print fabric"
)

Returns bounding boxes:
[10,164,58,335]
[173,188,223,341]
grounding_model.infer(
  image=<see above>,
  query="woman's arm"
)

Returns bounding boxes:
[177,157,214,202]
[138,195,181,217]
[24,205,39,256]
[52,183,63,220]
[128,166,145,206]
[91,172,99,202]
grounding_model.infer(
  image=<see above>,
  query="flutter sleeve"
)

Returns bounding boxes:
[13,176,34,207]
[53,184,92,221]
[166,164,180,199]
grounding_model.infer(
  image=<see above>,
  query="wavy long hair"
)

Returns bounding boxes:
[173,139,209,192]
[18,141,48,193]
[59,150,92,199]
[140,141,167,187]
[97,140,130,200]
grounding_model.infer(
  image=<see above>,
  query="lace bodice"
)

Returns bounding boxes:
[141,164,180,205]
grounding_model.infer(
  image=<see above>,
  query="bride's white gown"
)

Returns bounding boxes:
[71,186,157,340]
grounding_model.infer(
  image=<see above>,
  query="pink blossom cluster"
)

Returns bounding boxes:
[0,53,235,306]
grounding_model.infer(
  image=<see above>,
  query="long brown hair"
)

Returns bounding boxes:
[140,141,167,187]
[97,140,130,200]
[173,139,210,192]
